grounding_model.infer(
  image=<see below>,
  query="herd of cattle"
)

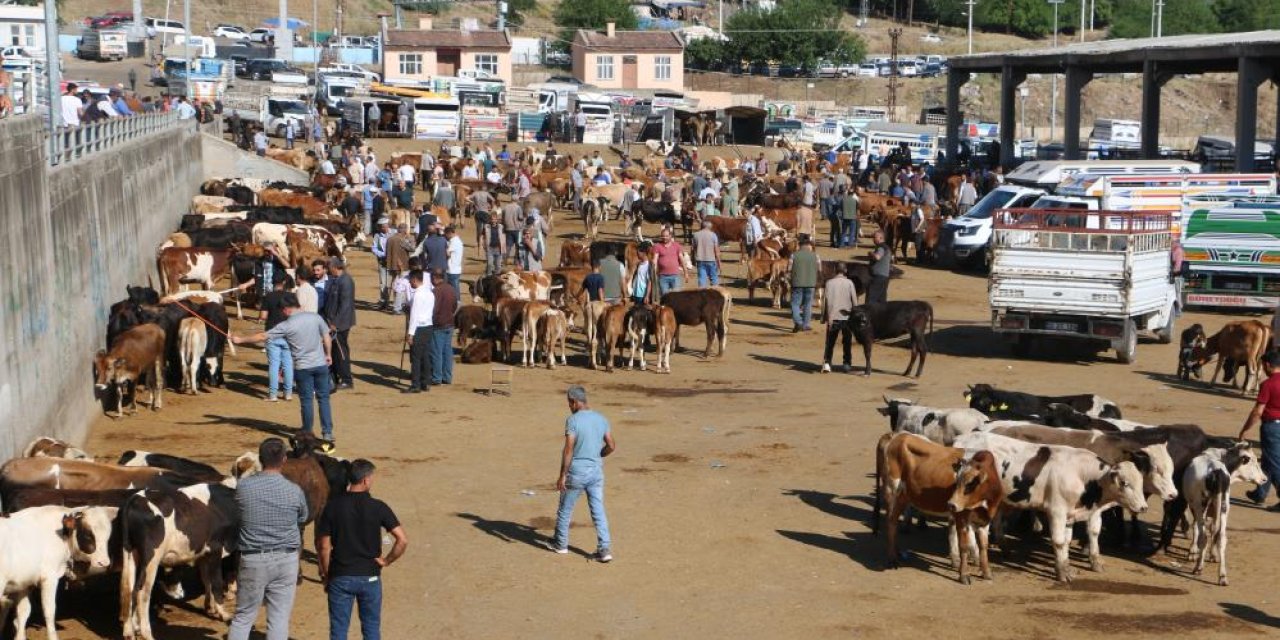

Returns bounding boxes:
[875,384,1263,586]
[0,433,344,640]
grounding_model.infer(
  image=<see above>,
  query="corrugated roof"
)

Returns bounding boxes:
[385,29,511,49]
[574,29,684,51]
[952,30,1280,72]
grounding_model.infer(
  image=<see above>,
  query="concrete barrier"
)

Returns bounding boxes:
[0,114,203,459]
[201,132,310,183]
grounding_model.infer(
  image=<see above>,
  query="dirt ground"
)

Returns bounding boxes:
[35,139,1280,639]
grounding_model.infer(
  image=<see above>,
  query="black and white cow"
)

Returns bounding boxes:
[952,431,1147,583]
[118,451,226,483]
[964,384,1122,421]
[876,397,989,446]
[1180,445,1267,586]
[119,482,239,640]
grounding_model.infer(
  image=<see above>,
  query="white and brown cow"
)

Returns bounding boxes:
[536,308,570,369]
[156,247,236,296]
[119,483,239,640]
[0,505,118,640]
[94,323,165,418]
[952,431,1148,583]
[21,437,90,461]
[498,270,554,301]
[521,301,556,368]
[178,317,207,395]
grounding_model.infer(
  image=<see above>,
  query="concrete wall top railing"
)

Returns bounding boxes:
[51,111,190,166]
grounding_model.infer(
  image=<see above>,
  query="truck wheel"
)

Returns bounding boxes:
[1154,320,1174,345]
[1116,321,1137,364]
[1010,335,1032,358]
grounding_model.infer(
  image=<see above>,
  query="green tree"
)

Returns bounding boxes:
[553,0,639,49]
[721,0,864,66]
[684,37,725,70]
[1109,0,1221,37]
[1214,0,1280,31]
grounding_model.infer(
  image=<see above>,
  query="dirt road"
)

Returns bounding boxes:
[54,179,1280,639]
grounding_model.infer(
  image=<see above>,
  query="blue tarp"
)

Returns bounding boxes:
[262,17,309,29]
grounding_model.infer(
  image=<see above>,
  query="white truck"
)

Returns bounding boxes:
[223,85,313,139]
[571,92,616,144]
[78,29,128,61]
[988,208,1178,364]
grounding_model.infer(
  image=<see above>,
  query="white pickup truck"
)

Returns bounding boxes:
[988,208,1178,364]
[222,85,312,139]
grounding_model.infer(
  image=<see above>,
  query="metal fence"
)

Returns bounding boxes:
[49,111,188,166]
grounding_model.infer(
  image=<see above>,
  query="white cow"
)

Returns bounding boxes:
[877,397,989,445]
[952,431,1148,583]
[0,506,116,640]
[1182,445,1268,586]
[178,317,207,394]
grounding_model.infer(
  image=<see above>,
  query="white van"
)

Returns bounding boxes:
[940,185,1046,267]
[145,18,186,35]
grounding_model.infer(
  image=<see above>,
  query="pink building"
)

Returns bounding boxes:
[383,18,514,85]
[571,23,685,91]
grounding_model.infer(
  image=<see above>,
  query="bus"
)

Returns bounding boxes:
[861,123,941,165]
[1180,203,1280,309]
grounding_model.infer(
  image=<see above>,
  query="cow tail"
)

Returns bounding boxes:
[872,438,884,536]
[120,491,145,588]
[929,305,935,337]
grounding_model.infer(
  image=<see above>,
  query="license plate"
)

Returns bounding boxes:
[1045,321,1078,332]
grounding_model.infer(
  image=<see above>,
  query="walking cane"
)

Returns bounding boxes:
[397,343,407,386]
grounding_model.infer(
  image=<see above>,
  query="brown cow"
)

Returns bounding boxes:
[0,458,183,503]
[1193,320,1272,394]
[653,305,677,373]
[760,207,799,233]
[659,289,730,358]
[494,298,529,362]
[461,339,494,364]
[521,301,556,367]
[156,248,235,296]
[455,305,489,348]
[744,257,791,307]
[706,217,749,260]
[537,308,570,369]
[559,241,591,268]
[874,433,1003,585]
[594,303,631,372]
[94,323,165,417]
[258,188,331,218]
[230,439,333,582]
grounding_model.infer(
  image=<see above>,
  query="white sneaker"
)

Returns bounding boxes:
[544,540,568,554]
[595,549,613,563]
[820,363,831,373]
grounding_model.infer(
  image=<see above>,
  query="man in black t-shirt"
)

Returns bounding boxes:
[317,460,408,640]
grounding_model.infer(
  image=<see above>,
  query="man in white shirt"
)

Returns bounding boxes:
[253,129,269,157]
[461,162,479,180]
[397,162,415,189]
[349,157,365,186]
[574,109,587,143]
[364,157,378,184]
[320,158,336,175]
[95,93,120,118]
[445,225,465,291]
[60,84,83,127]
[403,270,435,393]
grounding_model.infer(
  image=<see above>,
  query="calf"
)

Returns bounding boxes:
[1192,320,1271,394]
[876,398,988,445]
[120,483,239,640]
[952,432,1148,582]
[521,301,556,367]
[494,298,529,362]
[744,257,790,308]
[537,308,570,369]
[595,303,631,372]
[455,305,490,348]
[625,304,657,371]
[21,437,90,460]
[559,240,592,268]
[964,384,1122,421]
[660,288,730,358]
[873,433,1002,584]
[94,323,165,417]
[118,451,225,483]
[848,301,933,377]
[1182,445,1267,586]
[0,506,118,640]
[653,305,677,373]
[230,444,331,582]
[1178,323,1207,381]
[178,317,207,394]
[461,339,494,364]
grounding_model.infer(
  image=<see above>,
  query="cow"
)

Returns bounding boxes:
[193,301,231,388]
[190,195,236,214]
[229,442,331,582]
[94,323,166,418]
[461,339,494,364]
[21,437,90,461]
[706,217,748,259]
[581,198,605,240]
[624,304,657,371]
[455,305,490,348]
[1182,445,1267,586]
[521,302,556,367]
[258,188,330,218]
[156,247,235,296]
[848,301,933,378]
[498,270,554,301]
[558,241,592,268]
[494,298,529,362]
[1191,320,1271,394]
[1155,424,1254,552]
[986,423,1179,503]
[873,433,1002,585]
[0,506,119,640]
[652,305,677,373]
[537,308,570,369]
[876,398,988,446]
[176,222,255,251]
[118,451,225,483]
[225,206,306,224]
[0,458,194,510]
[628,199,678,240]
[659,288,730,358]
[1039,403,1123,431]
[2,488,134,513]
[952,432,1148,583]
[178,317,207,394]
[964,384,1122,421]
[594,303,631,372]
[119,483,239,640]
[744,256,790,308]
[582,184,632,217]
[1178,323,1208,381]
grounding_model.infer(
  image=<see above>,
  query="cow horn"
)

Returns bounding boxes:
[881,394,891,405]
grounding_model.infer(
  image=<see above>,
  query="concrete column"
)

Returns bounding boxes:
[1063,67,1093,160]
[1140,60,1170,160]
[1000,65,1026,168]
[1236,57,1267,171]
[944,69,967,168]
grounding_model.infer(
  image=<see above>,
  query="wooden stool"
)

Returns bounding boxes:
[489,366,513,396]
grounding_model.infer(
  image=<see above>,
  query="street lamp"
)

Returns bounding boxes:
[1019,85,1028,137]
[965,0,976,55]
[1048,0,1063,137]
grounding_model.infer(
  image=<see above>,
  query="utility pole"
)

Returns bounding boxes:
[965,0,976,55]
[43,0,61,146]
[183,0,192,99]
[887,28,901,122]
[278,0,293,62]
[1156,0,1164,37]
[336,0,344,40]
[497,0,507,31]
[1048,0,1062,136]
[1079,0,1085,41]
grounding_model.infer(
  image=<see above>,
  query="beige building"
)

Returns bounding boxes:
[383,18,513,85]
[571,24,685,91]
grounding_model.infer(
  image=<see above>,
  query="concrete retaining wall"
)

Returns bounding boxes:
[0,115,203,460]
[201,132,310,183]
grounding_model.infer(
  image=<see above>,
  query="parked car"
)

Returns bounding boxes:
[213,24,248,40]
[245,58,293,80]
[145,18,185,35]
[0,46,33,60]
[856,63,878,77]
[248,28,274,43]
[920,33,942,43]
[921,61,944,77]
[318,62,380,82]
[777,64,807,78]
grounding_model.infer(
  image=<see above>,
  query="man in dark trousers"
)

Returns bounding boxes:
[323,257,357,390]
[430,270,458,386]
[317,459,408,640]
[403,270,434,393]
[867,230,892,304]
[421,221,449,274]
[820,263,859,373]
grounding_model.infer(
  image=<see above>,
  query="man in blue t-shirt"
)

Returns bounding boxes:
[548,385,616,562]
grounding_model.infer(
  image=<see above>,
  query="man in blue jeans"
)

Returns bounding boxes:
[232,294,336,451]
[691,220,721,288]
[1240,351,1280,511]
[317,459,409,640]
[429,270,457,385]
[548,385,616,562]
[259,276,295,401]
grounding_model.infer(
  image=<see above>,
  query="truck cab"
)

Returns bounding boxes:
[940,185,1045,268]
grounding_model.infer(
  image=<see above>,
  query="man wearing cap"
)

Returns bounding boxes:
[322,258,357,391]
[548,385,615,563]
[231,295,336,447]
[371,219,393,311]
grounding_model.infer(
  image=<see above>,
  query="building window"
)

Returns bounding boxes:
[596,55,614,80]
[655,55,671,81]
[399,53,422,76]
[475,53,498,75]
